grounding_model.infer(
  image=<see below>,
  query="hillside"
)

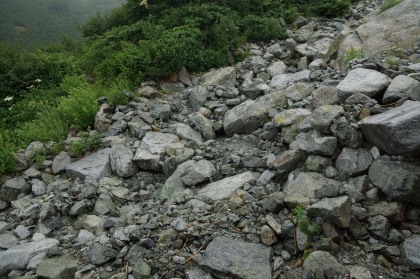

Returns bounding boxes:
[0,0,125,49]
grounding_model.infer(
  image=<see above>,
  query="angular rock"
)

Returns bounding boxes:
[196,236,272,279]
[189,86,209,111]
[196,172,260,201]
[367,201,404,224]
[107,119,127,136]
[335,148,373,177]
[94,104,113,133]
[368,159,420,205]
[185,268,214,279]
[52,151,72,174]
[303,251,348,278]
[110,145,137,178]
[180,160,216,187]
[271,149,306,171]
[269,70,311,90]
[311,86,339,108]
[331,118,363,148]
[134,132,179,171]
[189,112,215,140]
[309,105,344,133]
[94,194,114,215]
[383,75,420,104]
[267,61,287,77]
[273,108,311,143]
[0,238,59,273]
[0,233,18,249]
[36,255,78,279]
[291,130,337,156]
[401,235,420,269]
[66,148,112,180]
[133,260,152,279]
[337,68,391,100]
[283,172,342,199]
[201,67,236,87]
[358,101,420,156]
[368,215,390,241]
[260,225,278,245]
[89,242,118,265]
[296,38,335,59]
[172,123,203,144]
[306,196,351,228]
[0,177,30,202]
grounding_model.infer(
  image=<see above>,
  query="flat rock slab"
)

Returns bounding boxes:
[284,172,342,200]
[358,101,420,156]
[66,148,111,180]
[196,172,260,201]
[0,238,59,273]
[36,255,78,279]
[196,236,272,279]
[306,196,351,228]
[337,68,391,100]
[201,67,236,87]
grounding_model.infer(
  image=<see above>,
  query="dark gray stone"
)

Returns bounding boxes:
[358,101,420,156]
[1,177,30,202]
[89,243,118,265]
[306,196,351,228]
[303,251,348,278]
[291,131,337,156]
[330,118,363,148]
[383,75,420,104]
[196,236,272,279]
[36,255,78,279]
[368,215,390,241]
[335,148,373,177]
[401,235,420,269]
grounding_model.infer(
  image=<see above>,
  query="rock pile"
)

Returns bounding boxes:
[1,0,420,278]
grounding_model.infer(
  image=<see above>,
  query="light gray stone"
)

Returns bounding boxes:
[337,68,391,100]
[309,105,344,133]
[185,268,214,279]
[110,145,137,178]
[0,233,18,249]
[36,255,78,279]
[201,67,236,87]
[291,130,337,156]
[311,86,339,108]
[296,38,335,59]
[134,132,179,171]
[271,149,306,171]
[94,194,114,215]
[52,151,72,174]
[196,236,272,279]
[303,251,348,278]
[358,101,420,156]
[401,235,420,269]
[383,75,420,104]
[283,172,342,199]
[31,178,46,196]
[306,196,351,228]
[179,160,216,187]
[197,172,260,201]
[267,61,287,77]
[335,148,373,177]
[269,70,311,90]
[189,86,209,111]
[172,123,203,144]
[66,148,112,180]
[0,177,30,202]
[189,112,215,140]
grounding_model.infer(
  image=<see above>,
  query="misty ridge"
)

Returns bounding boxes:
[0,0,125,48]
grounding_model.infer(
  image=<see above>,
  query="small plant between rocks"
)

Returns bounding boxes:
[293,205,318,236]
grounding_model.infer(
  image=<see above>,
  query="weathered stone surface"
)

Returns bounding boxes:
[0,177,30,202]
[196,172,259,201]
[331,118,363,148]
[296,38,335,60]
[358,101,420,156]
[303,251,348,278]
[172,123,203,144]
[196,236,272,279]
[273,108,311,143]
[201,67,236,87]
[306,196,351,228]
[309,105,344,133]
[368,215,390,241]
[0,233,18,249]
[110,145,137,178]
[52,151,72,174]
[271,149,306,171]
[189,112,215,140]
[311,86,339,108]
[335,148,373,177]
[94,103,112,133]
[368,159,420,205]
[356,0,420,52]
[66,148,112,180]
[269,70,311,90]
[337,68,391,100]
[401,235,420,269]
[267,61,287,77]
[185,268,214,279]
[133,260,152,279]
[291,130,337,156]
[0,238,59,273]
[283,172,342,199]
[94,194,114,215]
[367,201,404,224]
[134,132,179,171]
[90,242,118,265]
[36,255,78,279]
[383,75,420,104]
[189,85,209,111]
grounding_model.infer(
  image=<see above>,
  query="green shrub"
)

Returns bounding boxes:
[68,131,102,158]
[240,16,287,42]
[342,47,365,65]
[0,131,17,174]
[294,205,318,236]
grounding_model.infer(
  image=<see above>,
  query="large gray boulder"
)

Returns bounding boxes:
[337,68,391,100]
[201,67,236,87]
[0,177,30,202]
[189,86,209,111]
[356,0,420,52]
[36,255,78,279]
[52,151,72,174]
[295,38,335,60]
[0,238,59,273]
[110,145,137,177]
[196,172,260,201]
[303,251,348,278]
[335,148,373,177]
[66,148,112,180]
[269,70,311,90]
[196,236,272,279]
[273,108,311,143]
[172,123,203,145]
[309,105,344,133]
[134,132,180,171]
[368,159,420,205]
[306,196,351,228]
[291,130,337,157]
[223,89,289,136]
[283,172,342,200]
[358,101,420,156]
[383,75,420,104]
[401,235,420,269]
[267,61,287,77]
[189,112,215,140]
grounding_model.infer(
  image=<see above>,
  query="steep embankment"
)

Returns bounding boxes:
[1,0,420,278]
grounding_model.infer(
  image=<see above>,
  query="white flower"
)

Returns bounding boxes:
[4,96,13,102]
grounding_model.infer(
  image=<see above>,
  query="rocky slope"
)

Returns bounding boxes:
[1,0,420,279]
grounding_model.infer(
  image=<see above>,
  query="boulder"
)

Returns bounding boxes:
[52,151,72,174]
[383,75,420,104]
[189,112,215,140]
[196,172,260,201]
[303,251,348,278]
[291,130,337,157]
[188,86,209,111]
[172,123,203,144]
[196,236,272,279]
[358,101,420,156]
[401,235,420,269]
[306,196,351,228]
[368,159,420,205]
[295,38,335,60]
[356,0,420,52]
[134,132,179,171]
[0,177,30,202]
[110,145,137,177]
[335,148,373,177]
[36,255,78,279]
[269,70,311,90]
[267,61,287,77]
[66,148,112,180]
[337,68,391,100]
[201,67,236,87]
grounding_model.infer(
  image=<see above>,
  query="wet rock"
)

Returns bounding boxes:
[335,148,373,177]
[197,171,259,201]
[36,255,78,279]
[383,75,420,104]
[66,148,112,180]
[196,236,272,279]
[52,151,72,174]
[368,159,420,205]
[337,68,391,100]
[0,177,30,202]
[358,101,420,156]
[134,132,179,171]
[110,145,137,178]
[303,251,348,278]
[201,67,236,87]
[306,196,351,228]
[401,235,420,269]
